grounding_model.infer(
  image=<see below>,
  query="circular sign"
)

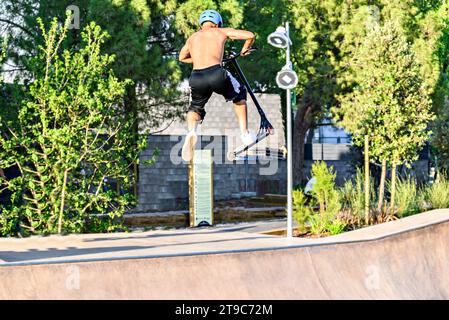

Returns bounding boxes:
[276,69,298,90]
[267,33,288,48]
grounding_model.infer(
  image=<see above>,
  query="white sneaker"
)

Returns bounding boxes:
[241,130,257,146]
[182,130,198,162]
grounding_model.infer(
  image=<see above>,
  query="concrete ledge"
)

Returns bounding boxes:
[123,206,287,228]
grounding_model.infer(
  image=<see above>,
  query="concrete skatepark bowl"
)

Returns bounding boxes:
[1,209,449,299]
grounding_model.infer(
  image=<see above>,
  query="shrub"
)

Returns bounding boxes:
[292,189,312,234]
[309,214,325,235]
[311,161,340,215]
[425,173,449,209]
[326,219,347,235]
[309,161,345,235]
[0,18,144,236]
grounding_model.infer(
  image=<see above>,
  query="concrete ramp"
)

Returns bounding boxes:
[1,209,449,299]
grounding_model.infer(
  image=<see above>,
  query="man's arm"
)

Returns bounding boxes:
[179,38,193,64]
[222,28,255,56]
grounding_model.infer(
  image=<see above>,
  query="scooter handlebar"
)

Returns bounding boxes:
[223,47,257,62]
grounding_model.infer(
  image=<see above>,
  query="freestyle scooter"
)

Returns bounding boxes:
[222,48,276,161]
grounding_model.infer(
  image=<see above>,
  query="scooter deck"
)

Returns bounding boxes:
[227,131,271,161]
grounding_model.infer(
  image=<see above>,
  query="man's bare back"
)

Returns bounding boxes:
[188,28,227,69]
[179,24,255,69]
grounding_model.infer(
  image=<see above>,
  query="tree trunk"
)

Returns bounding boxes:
[364,135,370,225]
[293,104,313,186]
[390,163,397,214]
[377,159,387,213]
[124,85,139,198]
[133,162,138,198]
[116,179,121,195]
[58,168,69,234]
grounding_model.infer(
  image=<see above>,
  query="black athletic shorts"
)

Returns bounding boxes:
[188,64,247,120]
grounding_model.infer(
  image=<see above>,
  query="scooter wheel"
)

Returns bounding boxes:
[227,150,237,162]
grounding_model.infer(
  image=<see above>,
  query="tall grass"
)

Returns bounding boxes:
[339,168,377,226]
[294,167,449,237]
[426,174,449,209]
[394,176,420,217]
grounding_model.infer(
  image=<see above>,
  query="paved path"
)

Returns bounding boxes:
[1,209,449,299]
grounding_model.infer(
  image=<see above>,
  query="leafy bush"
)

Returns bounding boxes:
[326,219,347,235]
[292,189,312,234]
[309,161,345,235]
[309,214,325,235]
[0,17,145,236]
[425,173,449,209]
[311,161,340,215]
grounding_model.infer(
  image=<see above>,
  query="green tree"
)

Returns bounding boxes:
[430,2,449,172]
[88,0,183,128]
[175,0,243,37]
[336,20,434,215]
[0,0,89,75]
[330,0,444,216]
[285,0,372,184]
[87,0,183,196]
[239,0,286,91]
[0,17,144,236]
[1,0,186,198]
[288,0,347,184]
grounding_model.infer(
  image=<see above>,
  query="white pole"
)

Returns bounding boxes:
[286,21,293,239]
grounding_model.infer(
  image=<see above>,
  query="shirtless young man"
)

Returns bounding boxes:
[179,9,257,161]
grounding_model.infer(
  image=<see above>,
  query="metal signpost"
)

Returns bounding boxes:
[189,149,214,227]
[268,22,297,239]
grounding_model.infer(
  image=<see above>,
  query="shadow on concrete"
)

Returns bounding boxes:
[82,225,262,242]
[0,235,267,263]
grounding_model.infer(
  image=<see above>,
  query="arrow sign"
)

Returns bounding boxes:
[276,69,298,90]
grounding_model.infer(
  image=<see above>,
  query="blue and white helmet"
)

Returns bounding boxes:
[199,9,223,27]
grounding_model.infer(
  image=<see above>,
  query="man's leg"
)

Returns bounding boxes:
[182,111,201,162]
[233,99,257,146]
[217,68,255,146]
[233,99,248,135]
[187,110,201,132]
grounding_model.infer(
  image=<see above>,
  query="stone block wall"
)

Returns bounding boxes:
[137,135,287,212]
[143,93,285,149]
[135,91,429,212]
[136,137,429,212]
